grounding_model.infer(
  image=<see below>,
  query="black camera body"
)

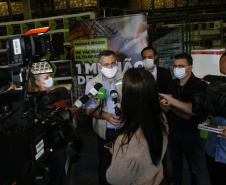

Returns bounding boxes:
[192,80,226,119]
[0,28,74,185]
[6,35,47,67]
[0,87,75,185]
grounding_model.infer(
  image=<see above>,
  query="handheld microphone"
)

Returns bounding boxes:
[74,95,89,108]
[98,88,107,117]
[110,90,122,116]
[72,83,103,108]
[89,83,103,96]
[42,87,68,105]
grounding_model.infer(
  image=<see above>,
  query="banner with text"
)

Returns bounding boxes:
[69,14,147,97]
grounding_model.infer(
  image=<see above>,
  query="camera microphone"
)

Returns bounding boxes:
[72,83,103,108]
[74,95,90,109]
[98,88,107,117]
[89,83,103,96]
[42,87,68,105]
[110,90,122,116]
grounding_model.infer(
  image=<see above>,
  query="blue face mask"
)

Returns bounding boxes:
[44,77,54,88]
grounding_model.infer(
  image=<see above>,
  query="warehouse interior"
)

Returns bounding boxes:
[1,0,226,185]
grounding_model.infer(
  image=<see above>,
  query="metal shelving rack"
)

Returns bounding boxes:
[142,0,226,14]
[0,0,99,22]
[189,12,226,51]
[147,13,188,52]
[147,13,187,76]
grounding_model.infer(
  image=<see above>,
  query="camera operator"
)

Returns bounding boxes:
[203,53,226,185]
[29,72,73,185]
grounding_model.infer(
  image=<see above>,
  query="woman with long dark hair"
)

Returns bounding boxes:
[106,68,168,185]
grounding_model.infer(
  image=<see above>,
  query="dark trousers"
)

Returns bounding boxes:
[169,130,203,185]
[206,153,226,185]
[97,129,119,185]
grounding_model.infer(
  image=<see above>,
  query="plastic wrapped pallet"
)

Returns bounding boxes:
[152,27,184,77]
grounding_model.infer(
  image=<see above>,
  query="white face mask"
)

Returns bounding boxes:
[143,58,155,69]
[174,67,187,79]
[100,65,118,79]
[44,77,54,88]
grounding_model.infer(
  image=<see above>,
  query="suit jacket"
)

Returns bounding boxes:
[156,66,172,94]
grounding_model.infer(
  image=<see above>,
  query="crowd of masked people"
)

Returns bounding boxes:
[82,48,226,185]
[1,47,226,185]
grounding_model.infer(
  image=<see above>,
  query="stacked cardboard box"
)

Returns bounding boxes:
[154,0,164,9]
[11,1,23,15]
[188,0,198,7]
[83,0,98,8]
[142,0,152,10]
[0,2,8,17]
[70,0,83,9]
[129,0,142,10]
[43,0,54,11]
[199,0,210,6]
[165,0,174,8]
[54,0,67,10]
[177,0,187,7]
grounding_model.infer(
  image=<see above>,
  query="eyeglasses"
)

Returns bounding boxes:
[173,65,190,69]
[142,56,154,60]
[102,61,117,68]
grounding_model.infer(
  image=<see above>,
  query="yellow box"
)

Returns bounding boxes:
[0,2,7,6]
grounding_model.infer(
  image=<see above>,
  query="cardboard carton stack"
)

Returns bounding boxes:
[188,0,198,7]
[128,0,142,10]
[43,0,54,11]
[11,1,23,15]
[165,0,174,8]
[177,0,187,7]
[154,0,164,9]
[199,0,210,6]
[83,0,98,8]
[70,0,83,9]
[54,0,67,10]
[142,0,152,10]
[0,1,9,17]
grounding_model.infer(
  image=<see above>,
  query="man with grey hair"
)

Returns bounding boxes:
[83,50,124,185]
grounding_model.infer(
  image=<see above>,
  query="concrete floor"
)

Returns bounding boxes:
[65,123,211,185]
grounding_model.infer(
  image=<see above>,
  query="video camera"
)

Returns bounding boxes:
[0,27,75,185]
[192,77,226,119]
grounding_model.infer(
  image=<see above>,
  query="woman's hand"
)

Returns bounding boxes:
[217,126,226,139]
[115,102,121,110]
[109,147,113,155]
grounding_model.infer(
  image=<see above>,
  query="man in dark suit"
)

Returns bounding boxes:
[141,46,172,93]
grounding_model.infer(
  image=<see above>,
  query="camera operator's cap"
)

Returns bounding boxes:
[30,60,53,74]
